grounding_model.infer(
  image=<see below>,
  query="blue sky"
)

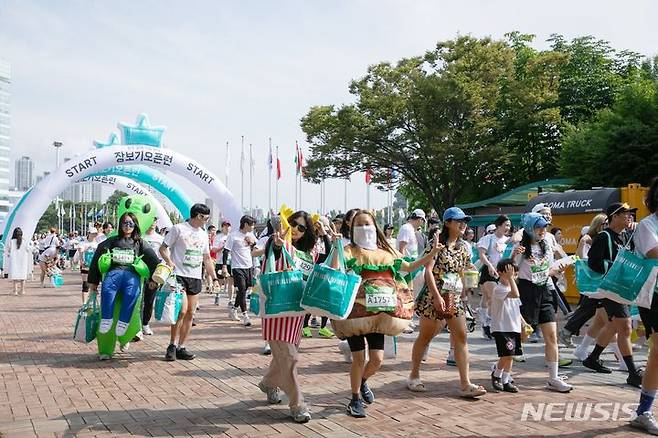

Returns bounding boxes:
[1,0,657,214]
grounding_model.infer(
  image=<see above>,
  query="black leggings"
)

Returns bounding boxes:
[303,314,328,329]
[232,268,253,313]
[142,280,159,326]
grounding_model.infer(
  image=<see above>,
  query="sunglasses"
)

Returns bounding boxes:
[293,222,307,233]
[122,221,135,228]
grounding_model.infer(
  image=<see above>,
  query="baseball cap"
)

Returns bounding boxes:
[606,202,637,217]
[88,227,98,234]
[531,203,551,214]
[486,224,496,233]
[443,207,472,222]
[409,209,426,221]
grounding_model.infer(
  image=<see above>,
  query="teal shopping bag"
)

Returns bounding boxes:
[597,247,658,305]
[259,244,305,317]
[73,293,100,343]
[301,240,362,320]
[249,284,261,316]
[574,259,606,296]
[154,277,184,324]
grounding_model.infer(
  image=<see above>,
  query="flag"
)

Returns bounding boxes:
[294,142,300,175]
[365,168,372,185]
[224,141,230,182]
[298,145,304,173]
[268,143,273,171]
[277,157,282,180]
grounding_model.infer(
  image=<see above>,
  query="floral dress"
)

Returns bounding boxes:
[415,239,471,320]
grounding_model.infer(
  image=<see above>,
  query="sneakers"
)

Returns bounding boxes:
[513,355,526,363]
[318,327,334,338]
[241,312,252,327]
[176,347,196,360]
[132,331,143,342]
[558,358,573,368]
[503,382,519,393]
[347,398,366,418]
[310,317,319,328]
[165,344,177,361]
[228,307,240,321]
[422,345,430,362]
[119,342,130,352]
[528,332,541,343]
[291,406,311,423]
[582,357,612,373]
[491,372,504,392]
[482,326,493,340]
[302,327,312,338]
[558,328,574,348]
[627,371,644,388]
[142,325,153,336]
[360,381,374,404]
[631,411,658,435]
[262,343,271,355]
[573,344,590,361]
[99,354,111,361]
[258,381,282,404]
[446,351,456,366]
[546,378,573,393]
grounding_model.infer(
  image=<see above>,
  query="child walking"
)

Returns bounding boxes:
[490,259,523,393]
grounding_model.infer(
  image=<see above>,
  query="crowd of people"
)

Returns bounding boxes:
[2,176,658,434]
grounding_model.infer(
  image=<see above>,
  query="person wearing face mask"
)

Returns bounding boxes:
[330,210,440,418]
[408,207,487,398]
[513,213,573,393]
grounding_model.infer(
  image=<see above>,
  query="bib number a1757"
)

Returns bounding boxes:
[365,284,397,312]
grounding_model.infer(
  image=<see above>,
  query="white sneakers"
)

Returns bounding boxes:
[546,378,573,393]
[631,411,658,435]
[242,312,251,327]
[142,325,153,336]
[228,307,240,321]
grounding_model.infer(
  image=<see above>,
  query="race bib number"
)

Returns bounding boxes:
[441,272,463,294]
[112,248,135,265]
[183,249,203,268]
[295,251,315,280]
[531,259,549,285]
[365,284,397,312]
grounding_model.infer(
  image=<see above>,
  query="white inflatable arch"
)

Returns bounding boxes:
[13,145,240,239]
[77,175,173,229]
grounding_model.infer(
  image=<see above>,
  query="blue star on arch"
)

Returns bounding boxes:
[118,113,166,147]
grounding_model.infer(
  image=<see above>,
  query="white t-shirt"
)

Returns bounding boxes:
[39,234,59,250]
[224,230,257,269]
[514,237,555,287]
[634,214,658,257]
[477,233,508,267]
[163,222,210,279]
[143,231,164,259]
[490,283,522,333]
[397,223,419,258]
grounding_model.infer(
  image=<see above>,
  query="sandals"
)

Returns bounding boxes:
[406,377,426,392]
[458,383,487,398]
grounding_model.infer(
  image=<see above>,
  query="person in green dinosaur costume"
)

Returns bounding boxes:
[87,195,160,359]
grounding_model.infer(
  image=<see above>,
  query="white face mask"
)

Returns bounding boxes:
[353,225,378,250]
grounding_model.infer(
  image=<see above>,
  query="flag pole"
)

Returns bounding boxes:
[275,145,279,209]
[249,143,253,216]
[298,143,303,210]
[294,142,298,211]
[241,135,245,212]
[268,137,272,216]
[344,178,347,212]
[225,141,230,188]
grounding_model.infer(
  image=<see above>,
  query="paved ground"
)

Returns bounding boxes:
[0,271,653,437]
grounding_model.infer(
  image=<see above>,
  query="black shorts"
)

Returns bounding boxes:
[176,276,203,296]
[493,331,523,357]
[346,333,385,352]
[600,298,631,320]
[68,249,76,258]
[232,268,253,293]
[479,265,499,285]
[640,296,658,338]
[519,279,556,326]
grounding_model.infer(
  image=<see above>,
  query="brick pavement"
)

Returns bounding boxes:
[0,271,653,437]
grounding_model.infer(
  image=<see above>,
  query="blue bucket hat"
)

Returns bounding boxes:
[443,207,472,223]
[521,213,549,238]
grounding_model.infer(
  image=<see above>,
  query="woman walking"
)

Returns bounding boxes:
[5,228,33,295]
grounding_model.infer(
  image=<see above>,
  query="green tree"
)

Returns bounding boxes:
[560,78,658,187]
[302,36,520,213]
